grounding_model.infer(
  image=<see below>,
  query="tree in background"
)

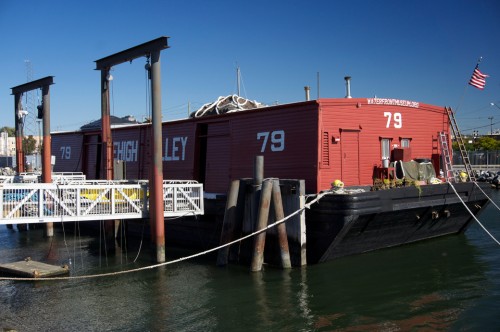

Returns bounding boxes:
[0,126,15,136]
[474,136,500,150]
[452,136,500,151]
[452,140,474,151]
[22,135,37,155]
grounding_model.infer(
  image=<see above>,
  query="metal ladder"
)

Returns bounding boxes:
[439,132,455,182]
[445,107,475,181]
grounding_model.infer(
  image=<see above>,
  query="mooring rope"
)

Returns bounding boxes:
[449,182,500,246]
[0,189,333,281]
[473,181,500,211]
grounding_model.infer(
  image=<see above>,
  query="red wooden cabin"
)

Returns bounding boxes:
[51,97,448,194]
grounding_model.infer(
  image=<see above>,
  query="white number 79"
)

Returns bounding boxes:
[257,130,285,152]
[384,112,402,128]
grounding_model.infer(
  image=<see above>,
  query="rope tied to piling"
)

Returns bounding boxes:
[0,188,333,281]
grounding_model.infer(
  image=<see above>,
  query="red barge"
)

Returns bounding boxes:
[50,86,490,264]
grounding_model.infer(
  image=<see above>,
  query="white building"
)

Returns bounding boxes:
[0,131,16,156]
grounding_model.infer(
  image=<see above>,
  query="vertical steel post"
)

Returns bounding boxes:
[14,93,25,173]
[100,69,113,180]
[41,84,53,237]
[150,50,165,263]
[41,85,52,183]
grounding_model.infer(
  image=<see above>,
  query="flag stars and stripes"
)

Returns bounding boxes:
[469,66,489,90]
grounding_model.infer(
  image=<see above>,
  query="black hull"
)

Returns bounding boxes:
[76,182,491,266]
[306,182,490,264]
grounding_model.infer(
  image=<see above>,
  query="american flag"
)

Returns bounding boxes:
[468,65,488,90]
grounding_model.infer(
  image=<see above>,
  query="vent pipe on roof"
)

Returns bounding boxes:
[344,76,352,98]
[304,86,310,101]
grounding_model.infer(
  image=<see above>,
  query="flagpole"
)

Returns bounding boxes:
[454,81,469,114]
[476,56,483,67]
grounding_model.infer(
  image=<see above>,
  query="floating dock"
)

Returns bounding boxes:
[0,258,69,278]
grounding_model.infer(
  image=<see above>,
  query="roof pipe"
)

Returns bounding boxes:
[304,86,310,101]
[344,76,352,98]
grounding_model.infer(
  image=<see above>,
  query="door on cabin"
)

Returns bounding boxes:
[340,129,360,185]
[195,122,230,193]
[82,134,100,180]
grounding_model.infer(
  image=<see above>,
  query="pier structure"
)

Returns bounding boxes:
[94,37,169,262]
[11,76,55,236]
[0,176,203,225]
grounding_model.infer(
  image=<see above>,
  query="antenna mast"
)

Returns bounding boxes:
[236,65,241,96]
[24,60,36,136]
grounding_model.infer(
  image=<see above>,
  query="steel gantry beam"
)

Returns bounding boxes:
[11,75,55,235]
[94,36,169,263]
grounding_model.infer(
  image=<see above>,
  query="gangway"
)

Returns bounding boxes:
[0,180,203,225]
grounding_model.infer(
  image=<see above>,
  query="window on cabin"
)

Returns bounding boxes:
[401,138,410,148]
[381,138,391,160]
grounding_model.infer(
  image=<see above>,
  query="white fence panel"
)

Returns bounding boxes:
[0,181,204,225]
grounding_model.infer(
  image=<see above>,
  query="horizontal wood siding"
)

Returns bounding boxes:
[340,130,360,186]
[51,132,84,173]
[112,126,142,179]
[204,122,230,193]
[84,134,99,179]
[318,98,448,189]
[230,103,319,192]
[162,122,196,180]
[106,122,196,181]
[51,98,448,195]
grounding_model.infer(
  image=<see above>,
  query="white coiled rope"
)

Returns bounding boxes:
[191,95,265,118]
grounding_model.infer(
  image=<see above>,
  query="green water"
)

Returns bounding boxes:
[1,192,500,331]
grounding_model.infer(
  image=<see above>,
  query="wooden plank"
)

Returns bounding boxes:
[0,259,69,278]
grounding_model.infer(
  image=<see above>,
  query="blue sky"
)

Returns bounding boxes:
[1,0,499,135]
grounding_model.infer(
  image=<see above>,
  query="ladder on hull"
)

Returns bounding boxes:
[439,132,454,182]
[444,107,475,182]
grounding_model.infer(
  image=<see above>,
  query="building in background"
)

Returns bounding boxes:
[0,130,43,170]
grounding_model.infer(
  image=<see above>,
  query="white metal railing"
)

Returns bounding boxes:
[0,172,88,185]
[0,181,204,225]
[51,172,87,184]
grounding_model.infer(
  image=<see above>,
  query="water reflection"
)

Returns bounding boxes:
[300,234,488,331]
[1,194,499,331]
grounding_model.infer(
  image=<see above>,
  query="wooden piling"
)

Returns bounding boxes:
[254,156,264,188]
[271,180,292,269]
[251,179,273,272]
[17,224,27,232]
[217,180,241,266]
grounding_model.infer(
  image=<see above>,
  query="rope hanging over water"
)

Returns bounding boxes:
[449,182,500,246]
[0,187,333,281]
[3,182,498,282]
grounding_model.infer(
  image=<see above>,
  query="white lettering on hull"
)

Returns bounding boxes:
[367,98,419,108]
[113,140,138,162]
[163,137,188,161]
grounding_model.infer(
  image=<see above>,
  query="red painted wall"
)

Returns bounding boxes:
[317,98,448,190]
[51,131,84,173]
[50,98,448,194]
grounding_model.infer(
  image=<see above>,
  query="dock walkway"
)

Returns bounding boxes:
[0,173,204,225]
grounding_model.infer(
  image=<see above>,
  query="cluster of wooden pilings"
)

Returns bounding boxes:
[217,157,306,271]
